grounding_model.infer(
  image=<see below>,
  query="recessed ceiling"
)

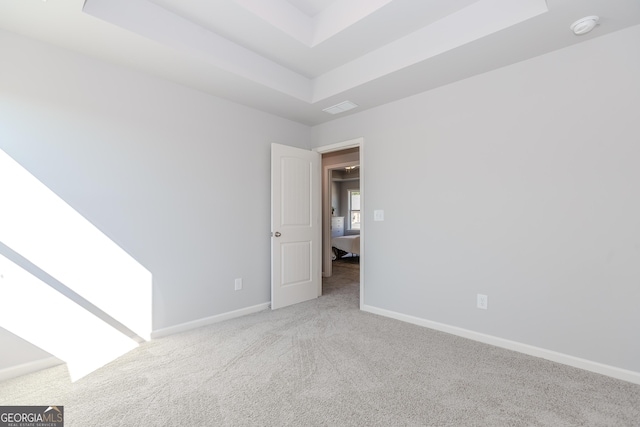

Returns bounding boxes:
[286,0,335,18]
[1,0,640,125]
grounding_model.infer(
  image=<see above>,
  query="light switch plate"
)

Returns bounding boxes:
[374,210,384,221]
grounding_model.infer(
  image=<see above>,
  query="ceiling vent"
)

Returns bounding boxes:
[323,101,358,115]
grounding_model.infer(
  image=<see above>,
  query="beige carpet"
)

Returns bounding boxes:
[1,259,639,426]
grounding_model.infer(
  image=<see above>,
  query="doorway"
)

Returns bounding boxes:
[314,138,364,309]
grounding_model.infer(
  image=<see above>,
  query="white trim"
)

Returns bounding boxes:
[151,302,270,339]
[313,137,362,153]
[0,357,63,383]
[362,304,640,385]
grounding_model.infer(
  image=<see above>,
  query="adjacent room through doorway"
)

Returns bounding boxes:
[320,146,361,301]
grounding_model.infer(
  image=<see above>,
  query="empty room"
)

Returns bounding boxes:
[1,0,639,425]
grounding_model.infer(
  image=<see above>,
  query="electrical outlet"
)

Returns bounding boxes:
[234,278,242,291]
[477,294,488,310]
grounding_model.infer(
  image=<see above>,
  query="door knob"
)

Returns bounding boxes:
[274,232,282,237]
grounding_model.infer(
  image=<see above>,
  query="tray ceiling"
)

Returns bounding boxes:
[1,0,639,125]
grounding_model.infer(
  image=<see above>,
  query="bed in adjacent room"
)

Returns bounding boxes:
[331,234,360,259]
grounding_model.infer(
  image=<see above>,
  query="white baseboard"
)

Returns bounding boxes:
[151,302,270,339]
[0,357,64,383]
[362,304,640,385]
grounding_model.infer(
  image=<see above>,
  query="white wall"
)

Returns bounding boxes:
[331,180,340,215]
[0,328,54,369]
[311,25,640,374]
[0,31,310,370]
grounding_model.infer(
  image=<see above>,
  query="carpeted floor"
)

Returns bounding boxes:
[1,259,639,426]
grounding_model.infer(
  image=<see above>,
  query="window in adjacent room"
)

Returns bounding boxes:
[349,189,360,230]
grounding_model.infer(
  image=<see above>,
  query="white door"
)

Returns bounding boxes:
[271,143,321,309]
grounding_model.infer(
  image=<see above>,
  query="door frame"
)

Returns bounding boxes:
[313,137,364,310]
[323,159,359,279]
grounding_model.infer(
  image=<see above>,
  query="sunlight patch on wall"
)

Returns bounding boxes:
[0,254,138,381]
[0,148,152,380]
[0,149,152,341]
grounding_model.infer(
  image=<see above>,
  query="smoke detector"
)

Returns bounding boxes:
[570,16,599,35]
